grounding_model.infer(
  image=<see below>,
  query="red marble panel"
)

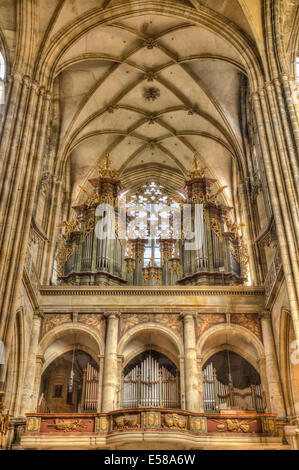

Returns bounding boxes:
[207,417,262,434]
[40,417,95,433]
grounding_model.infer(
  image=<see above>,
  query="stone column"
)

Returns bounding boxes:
[117,355,124,409]
[180,312,200,412]
[0,78,52,391]
[197,354,204,412]
[179,355,186,410]
[97,355,104,412]
[257,355,271,413]
[284,426,299,451]
[20,311,43,415]
[31,354,45,412]
[40,177,63,284]
[102,312,121,412]
[252,91,299,342]
[260,312,285,418]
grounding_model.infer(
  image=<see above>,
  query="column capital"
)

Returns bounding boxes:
[36,355,44,365]
[179,311,197,321]
[104,311,121,320]
[259,310,271,321]
[258,355,266,363]
[197,355,204,365]
[34,309,44,320]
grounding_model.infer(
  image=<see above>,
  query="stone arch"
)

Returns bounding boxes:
[118,321,184,359]
[38,322,105,373]
[197,323,264,372]
[119,323,182,410]
[123,343,179,370]
[36,1,263,91]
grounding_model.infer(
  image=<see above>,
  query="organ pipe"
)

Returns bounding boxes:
[202,361,265,413]
[56,155,248,287]
[123,352,179,409]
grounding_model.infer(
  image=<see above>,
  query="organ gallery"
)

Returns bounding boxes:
[0,0,299,452]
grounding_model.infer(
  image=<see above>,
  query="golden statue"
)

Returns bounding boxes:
[187,154,207,179]
[98,153,118,179]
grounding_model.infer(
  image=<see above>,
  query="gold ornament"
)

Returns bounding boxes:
[210,217,223,242]
[83,216,95,241]
[57,219,80,241]
[191,190,205,204]
[187,155,207,179]
[216,419,256,433]
[229,245,240,263]
[0,403,10,449]
[163,413,186,429]
[65,245,75,262]
[52,419,84,432]
[114,414,139,429]
[143,258,162,284]
[98,154,119,179]
[55,236,65,277]
[79,186,100,208]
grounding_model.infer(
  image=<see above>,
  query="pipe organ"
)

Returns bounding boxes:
[122,351,179,409]
[81,363,99,412]
[55,155,249,286]
[202,360,265,413]
[40,349,266,416]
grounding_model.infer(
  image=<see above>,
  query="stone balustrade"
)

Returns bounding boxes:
[23,409,277,436]
[18,409,289,450]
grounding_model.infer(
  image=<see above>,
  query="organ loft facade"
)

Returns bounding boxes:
[0,0,299,451]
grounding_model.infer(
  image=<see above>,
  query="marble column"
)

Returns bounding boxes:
[284,426,299,451]
[20,310,43,415]
[197,354,204,412]
[117,355,124,409]
[180,312,200,412]
[179,355,186,410]
[252,91,299,342]
[0,76,52,392]
[257,355,271,413]
[260,312,285,418]
[102,312,121,412]
[31,354,45,412]
[97,355,105,412]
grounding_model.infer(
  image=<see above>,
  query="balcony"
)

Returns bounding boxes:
[20,409,288,450]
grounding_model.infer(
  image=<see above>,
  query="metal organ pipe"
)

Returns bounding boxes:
[81,362,98,412]
[123,352,178,409]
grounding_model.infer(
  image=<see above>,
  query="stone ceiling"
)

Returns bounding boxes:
[55,11,251,209]
[1,0,289,211]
